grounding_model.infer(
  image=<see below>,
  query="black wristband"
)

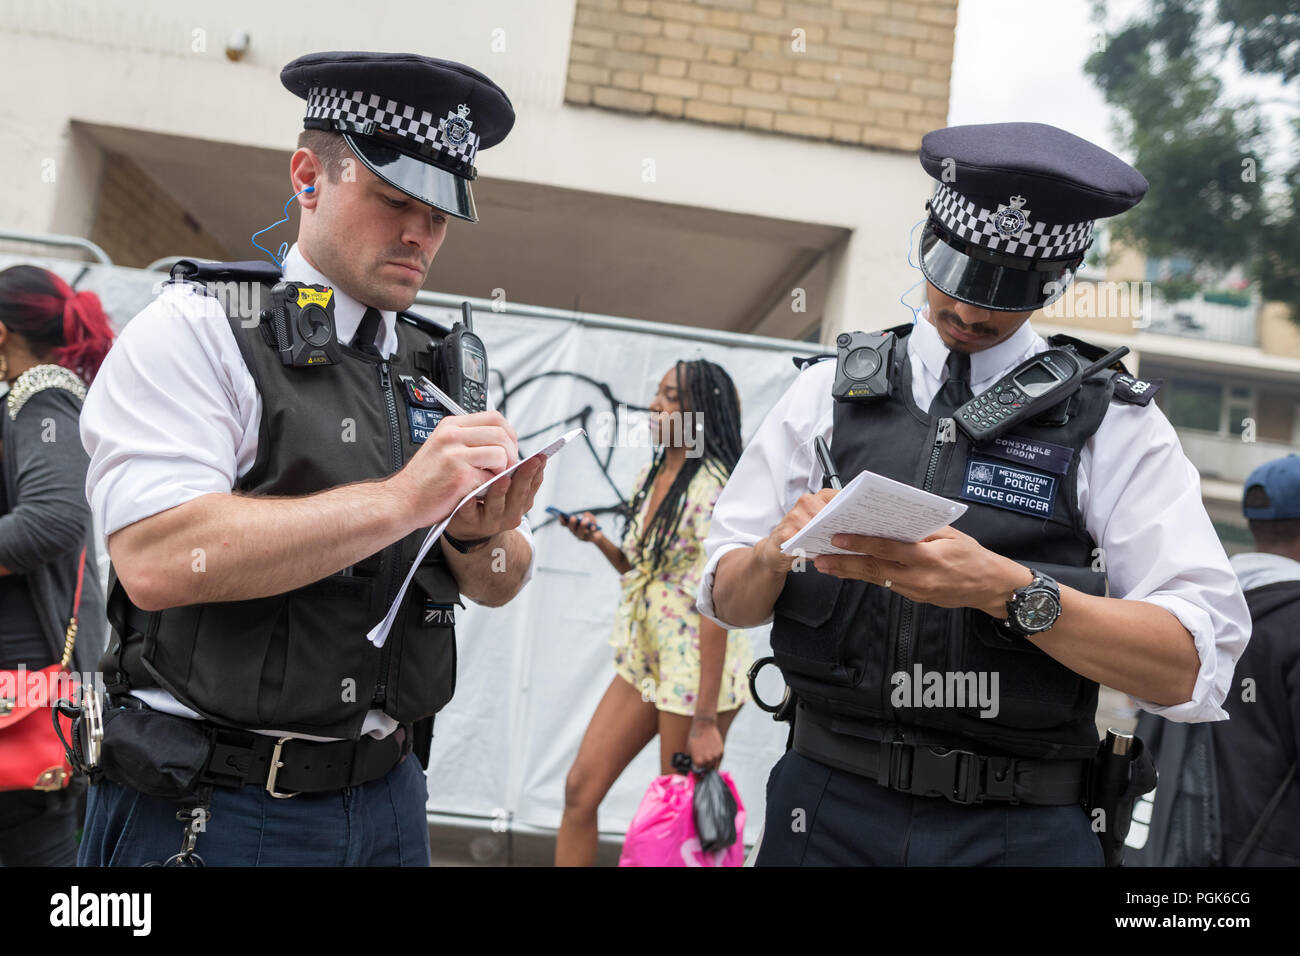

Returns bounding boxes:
[443,532,491,554]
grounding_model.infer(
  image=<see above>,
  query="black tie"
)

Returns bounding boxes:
[930,350,973,419]
[350,307,383,356]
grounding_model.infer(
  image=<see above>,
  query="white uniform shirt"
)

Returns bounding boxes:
[698,306,1251,723]
[81,243,535,740]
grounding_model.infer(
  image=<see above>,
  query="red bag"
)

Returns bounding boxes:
[0,547,85,791]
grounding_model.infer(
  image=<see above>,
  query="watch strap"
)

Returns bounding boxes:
[444,532,491,554]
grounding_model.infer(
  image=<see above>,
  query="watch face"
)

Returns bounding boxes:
[1016,590,1059,630]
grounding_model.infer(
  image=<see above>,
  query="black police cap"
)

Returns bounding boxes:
[916,122,1149,312]
[281,51,516,222]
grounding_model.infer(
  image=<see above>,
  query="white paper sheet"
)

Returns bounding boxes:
[779,468,967,557]
[367,427,585,648]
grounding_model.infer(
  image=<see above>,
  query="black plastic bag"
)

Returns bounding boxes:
[692,767,738,853]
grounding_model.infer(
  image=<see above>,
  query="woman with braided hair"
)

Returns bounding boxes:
[0,265,113,865]
[555,359,752,866]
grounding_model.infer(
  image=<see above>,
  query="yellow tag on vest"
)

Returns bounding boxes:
[296,286,334,308]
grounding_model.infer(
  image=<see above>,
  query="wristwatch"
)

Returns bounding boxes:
[443,532,491,554]
[1001,570,1061,636]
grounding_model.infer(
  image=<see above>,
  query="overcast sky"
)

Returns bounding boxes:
[949,0,1295,161]
[948,0,1135,156]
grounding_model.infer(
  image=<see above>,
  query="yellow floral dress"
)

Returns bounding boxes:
[609,462,752,716]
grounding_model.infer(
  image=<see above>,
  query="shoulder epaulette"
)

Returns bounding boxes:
[1046,332,1130,373]
[6,364,87,420]
[1046,332,1162,406]
[398,310,453,338]
[791,353,834,371]
[169,259,283,284]
[162,259,283,304]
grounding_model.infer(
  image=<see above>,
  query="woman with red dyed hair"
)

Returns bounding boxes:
[0,265,113,865]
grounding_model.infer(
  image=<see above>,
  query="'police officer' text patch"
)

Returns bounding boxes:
[959,457,1058,518]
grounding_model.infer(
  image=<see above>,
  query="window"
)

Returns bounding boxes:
[1257,388,1298,443]
[1227,385,1252,437]
[1166,379,1223,432]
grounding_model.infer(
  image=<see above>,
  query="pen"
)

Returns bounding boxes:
[814,435,843,491]
[417,375,469,417]
[418,374,523,466]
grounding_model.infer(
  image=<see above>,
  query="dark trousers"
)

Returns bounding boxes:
[77,751,431,867]
[756,749,1103,866]
[0,786,80,866]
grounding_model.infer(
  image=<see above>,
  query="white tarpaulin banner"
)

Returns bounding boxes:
[6,254,811,846]
[413,301,806,843]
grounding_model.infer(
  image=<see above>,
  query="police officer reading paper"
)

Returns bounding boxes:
[698,123,1251,866]
[76,52,543,866]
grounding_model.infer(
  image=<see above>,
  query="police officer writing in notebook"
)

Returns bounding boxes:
[698,123,1251,866]
[76,52,542,866]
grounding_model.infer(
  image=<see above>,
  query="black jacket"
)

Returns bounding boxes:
[1215,579,1300,865]
[0,366,107,675]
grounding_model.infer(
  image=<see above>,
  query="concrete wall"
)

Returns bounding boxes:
[1260,301,1300,359]
[90,152,230,266]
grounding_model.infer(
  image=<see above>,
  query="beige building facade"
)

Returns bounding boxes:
[1,0,959,343]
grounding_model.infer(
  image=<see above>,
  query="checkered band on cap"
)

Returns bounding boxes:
[929,183,1093,259]
[305,87,480,166]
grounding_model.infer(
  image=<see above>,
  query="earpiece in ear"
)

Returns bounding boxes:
[303,186,316,194]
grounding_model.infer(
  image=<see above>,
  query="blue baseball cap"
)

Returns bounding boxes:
[1243,454,1300,520]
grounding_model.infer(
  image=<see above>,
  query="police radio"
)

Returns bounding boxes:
[438,302,488,413]
[832,330,896,402]
[261,281,342,368]
[954,345,1130,442]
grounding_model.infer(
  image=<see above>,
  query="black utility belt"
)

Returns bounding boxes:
[98,696,410,800]
[792,704,1088,806]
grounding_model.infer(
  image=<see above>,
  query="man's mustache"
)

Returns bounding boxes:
[937,309,992,335]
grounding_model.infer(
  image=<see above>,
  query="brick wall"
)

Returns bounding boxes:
[565,0,956,151]
[90,152,230,268]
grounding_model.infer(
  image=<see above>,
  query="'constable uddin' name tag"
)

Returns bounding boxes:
[973,434,1073,476]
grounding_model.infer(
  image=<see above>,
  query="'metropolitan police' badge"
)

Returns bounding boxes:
[991,195,1031,239]
[440,104,473,149]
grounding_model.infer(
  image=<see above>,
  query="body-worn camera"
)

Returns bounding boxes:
[261,281,342,368]
[832,330,896,402]
[438,302,488,412]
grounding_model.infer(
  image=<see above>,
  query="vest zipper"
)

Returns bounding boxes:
[891,416,955,725]
[373,358,404,708]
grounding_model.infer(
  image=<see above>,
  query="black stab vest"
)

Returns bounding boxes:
[771,327,1128,761]
[101,266,463,739]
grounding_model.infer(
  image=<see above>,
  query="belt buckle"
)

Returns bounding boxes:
[265,736,299,799]
[898,745,979,805]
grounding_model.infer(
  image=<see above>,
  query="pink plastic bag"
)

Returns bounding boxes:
[618,771,746,867]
